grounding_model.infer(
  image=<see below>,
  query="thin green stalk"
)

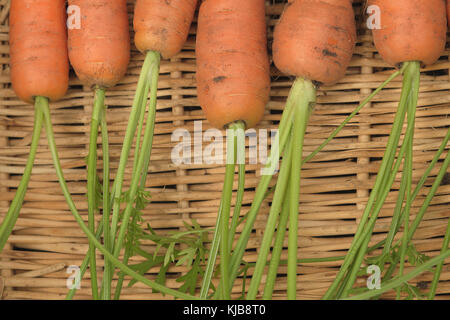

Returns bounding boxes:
[113,234,134,300]
[200,200,223,299]
[0,99,44,253]
[381,165,409,259]
[303,67,405,164]
[263,192,290,300]
[86,87,105,299]
[247,134,294,299]
[66,221,104,300]
[323,62,417,300]
[100,104,112,300]
[39,97,197,300]
[428,148,450,299]
[229,161,245,251]
[396,78,418,299]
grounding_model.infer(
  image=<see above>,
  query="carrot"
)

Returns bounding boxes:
[67,0,130,300]
[324,0,447,300]
[68,0,130,88]
[231,0,356,300]
[194,0,270,299]
[103,0,198,300]
[134,0,197,59]
[0,0,69,252]
[10,0,69,103]
[196,0,270,129]
[370,0,447,67]
[273,0,356,85]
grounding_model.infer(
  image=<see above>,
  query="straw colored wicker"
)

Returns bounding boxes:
[1,0,450,300]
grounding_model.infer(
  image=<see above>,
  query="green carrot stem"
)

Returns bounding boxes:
[428,148,450,299]
[0,98,44,253]
[200,200,223,299]
[247,133,294,299]
[229,161,246,251]
[112,54,160,300]
[381,163,409,259]
[86,87,105,299]
[39,97,197,300]
[109,51,156,247]
[108,51,160,287]
[324,61,418,300]
[113,236,133,300]
[396,77,418,299]
[218,122,243,300]
[262,188,290,299]
[100,104,112,300]
[65,221,104,300]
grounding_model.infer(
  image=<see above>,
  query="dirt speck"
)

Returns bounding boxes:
[213,76,227,83]
[322,49,337,57]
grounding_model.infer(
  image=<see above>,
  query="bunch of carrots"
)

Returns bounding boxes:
[0,0,449,300]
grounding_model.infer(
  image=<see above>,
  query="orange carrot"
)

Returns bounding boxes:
[10,0,69,103]
[195,0,270,300]
[1,0,69,255]
[196,0,270,129]
[67,0,131,300]
[369,0,447,67]
[273,0,356,85]
[134,0,197,59]
[68,0,130,88]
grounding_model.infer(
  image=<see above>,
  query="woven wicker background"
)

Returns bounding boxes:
[0,0,449,300]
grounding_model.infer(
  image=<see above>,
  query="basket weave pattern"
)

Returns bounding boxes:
[0,0,449,299]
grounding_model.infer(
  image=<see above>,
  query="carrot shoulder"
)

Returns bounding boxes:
[9,0,69,103]
[369,0,447,66]
[68,0,130,88]
[196,0,270,129]
[134,0,197,59]
[273,0,356,85]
